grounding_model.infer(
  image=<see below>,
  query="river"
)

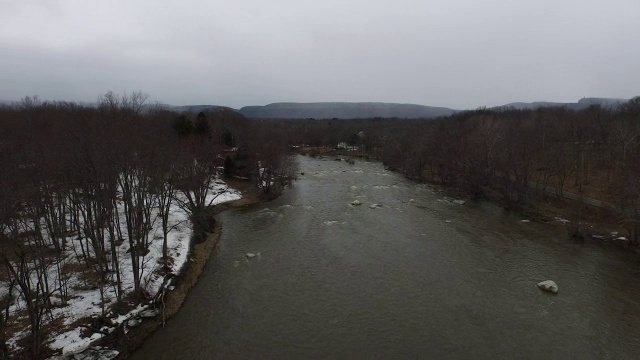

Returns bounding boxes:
[133,155,640,359]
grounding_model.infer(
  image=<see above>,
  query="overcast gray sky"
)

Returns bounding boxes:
[0,0,638,109]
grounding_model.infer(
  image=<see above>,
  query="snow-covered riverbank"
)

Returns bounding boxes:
[2,182,241,358]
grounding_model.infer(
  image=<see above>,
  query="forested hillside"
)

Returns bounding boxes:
[273,98,640,243]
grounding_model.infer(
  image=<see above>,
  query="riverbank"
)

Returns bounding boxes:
[99,179,266,359]
[4,183,239,359]
[297,152,635,249]
[2,179,266,359]
[484,186,633,247]
[413,174,635,249]
[128,154,640,360]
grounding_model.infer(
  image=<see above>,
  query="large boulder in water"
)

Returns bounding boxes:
[537,280,558,294]
[139,309,159,318]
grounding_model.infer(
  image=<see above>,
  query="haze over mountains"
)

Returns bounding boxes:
[2,97,632,119]
[174,97,630,119]
[240,102,457,119]
[496,97,628,111]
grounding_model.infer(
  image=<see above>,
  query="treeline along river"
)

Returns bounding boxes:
[134,155,640,359]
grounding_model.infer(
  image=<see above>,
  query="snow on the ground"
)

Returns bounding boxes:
[3,180,241,358]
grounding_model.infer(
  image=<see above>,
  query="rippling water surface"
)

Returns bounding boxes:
[134,156,640,359]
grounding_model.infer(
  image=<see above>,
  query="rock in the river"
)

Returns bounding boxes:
[351,200,362,206]
[246,252,256,259]
[139,309,159,318]
[126,318,142,328]
[537,280,559,294]
[452,199,466,205]
[369,204,382,209]
[408,199,415,203]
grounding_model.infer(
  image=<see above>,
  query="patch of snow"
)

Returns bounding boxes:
[48,328,94,355]
[50,346,119,360]
[4,178,241,357]
[138,309,159,319]
[7,330,28,352]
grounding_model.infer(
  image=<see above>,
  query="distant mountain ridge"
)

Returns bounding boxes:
[172,98,631,119]
[239,102,456,119]
[172,104,224,113]
[495,97,628,111]
[7,97,613,119]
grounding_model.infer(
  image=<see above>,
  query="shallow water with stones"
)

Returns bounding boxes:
[133,155,640,359]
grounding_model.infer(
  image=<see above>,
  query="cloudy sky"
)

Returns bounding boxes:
[0,0,638,109]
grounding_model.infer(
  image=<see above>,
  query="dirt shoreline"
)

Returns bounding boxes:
[425,178,635,250]
[89,180,265,360]
[300,152,634,249]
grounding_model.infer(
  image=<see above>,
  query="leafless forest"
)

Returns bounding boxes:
[0,92,295,358]
[1,93,639,358]
[273,98,640,243]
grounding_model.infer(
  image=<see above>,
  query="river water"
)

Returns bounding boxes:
[133,156,640,359]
